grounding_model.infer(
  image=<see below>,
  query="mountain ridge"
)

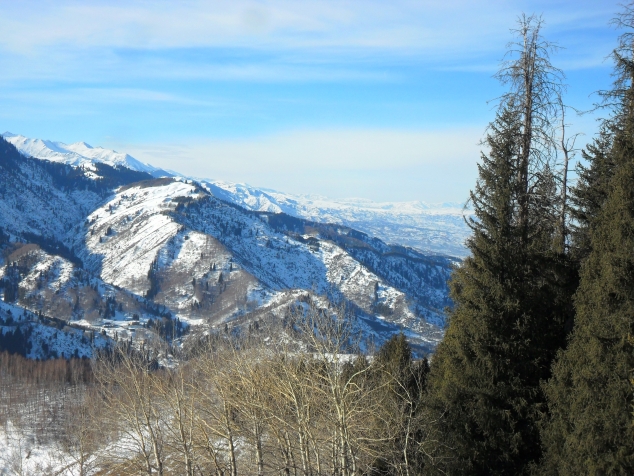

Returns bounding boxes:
[0,134,454,358]
[2,132,471,257]
[2,132,173,178]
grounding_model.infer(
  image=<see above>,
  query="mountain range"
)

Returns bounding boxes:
[3,133,471,258]
[0,132,466,358]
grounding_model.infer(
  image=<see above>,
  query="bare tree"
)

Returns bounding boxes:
[156,366,197,476]
[1,407,29,476]
[54,388,103,476]
[268,352,324,476]
[93,346,166,475]
[193,342,240,476]
[288,301,384,475]
[556,100,581,251]
[495,14,565,240]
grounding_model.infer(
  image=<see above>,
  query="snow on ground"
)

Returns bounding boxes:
[200,179,472,257]
[0,162,102,244]
[0,304,108,361]
[0,422,62,476]
[78,180,200,293]
[1,133,453,352]
[25,321,108,360]
[2,131,167,177]
[20,250,74,292]
[180,195,445,348]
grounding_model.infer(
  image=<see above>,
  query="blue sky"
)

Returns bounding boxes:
[0,0,622,203]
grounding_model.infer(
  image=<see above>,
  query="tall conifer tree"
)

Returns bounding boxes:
[542,5,634,473]
[423,16,571,475]
[569,125,616,263]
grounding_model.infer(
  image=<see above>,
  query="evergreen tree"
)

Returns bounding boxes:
[376,333,415,386]
[569,124,616,263]
[372,334,429,474]
[541,6,634,473]
[423,16,572,475]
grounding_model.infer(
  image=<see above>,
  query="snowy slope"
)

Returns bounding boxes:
[0,289,109,360]
[72,178,450,349]
[0,133,457,355]
[200,180,472,257]
[0,138,180,357]
[4,132,470,257]
[0,147,103,243]
[2,132,171,177]
[176,193,453,332]
[78,179,199,290]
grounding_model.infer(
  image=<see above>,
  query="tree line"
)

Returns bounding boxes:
[1,303,433,475]
[421,7,634,475]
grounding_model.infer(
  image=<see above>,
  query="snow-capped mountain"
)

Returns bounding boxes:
[201,180,471,257]
[0,134,457,357]
[2,132,172,178]
[3,132,471,257]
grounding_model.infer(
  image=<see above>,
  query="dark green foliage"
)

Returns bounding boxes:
[2,262,21,303]
[146,257,160,299]
[569,125,616,263]
[0,325,32,356]
[92,162,154,189]
[540,6,634,473]
[541,93,634,476]
[541,124,634,474]
[376,333,416,387]
[146,316,186,341]
[257,211,306,233]
[21,231,83,267]
[102,295,118,319]
[423,101,570,475]
[419,16,579,475]
[0,226,8,246]
[2,279,18,303]
[372,333,430,474]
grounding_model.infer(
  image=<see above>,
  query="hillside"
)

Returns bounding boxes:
[0,136,455,356]
[3,132,470,257]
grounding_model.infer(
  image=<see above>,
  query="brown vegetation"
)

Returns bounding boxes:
[0,303,431,475]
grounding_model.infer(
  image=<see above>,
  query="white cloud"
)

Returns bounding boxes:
[112,127,482,201]
[0,0,620,77]
[1,1,495,52]
[119,127,482,170]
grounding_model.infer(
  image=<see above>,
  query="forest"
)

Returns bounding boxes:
[1,303,432,475]
[3,4,634,476]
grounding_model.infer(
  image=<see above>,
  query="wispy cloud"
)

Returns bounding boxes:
[113,126,483,201]
[0,1,620,202]
[2,1,501,52]
[0,0,620,85]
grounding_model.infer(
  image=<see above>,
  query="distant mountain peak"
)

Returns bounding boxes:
[4,131,471,257]
[67,141,94,150]
[2,132,172,178]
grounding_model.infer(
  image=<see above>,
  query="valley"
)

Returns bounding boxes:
[0,134,458,360]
